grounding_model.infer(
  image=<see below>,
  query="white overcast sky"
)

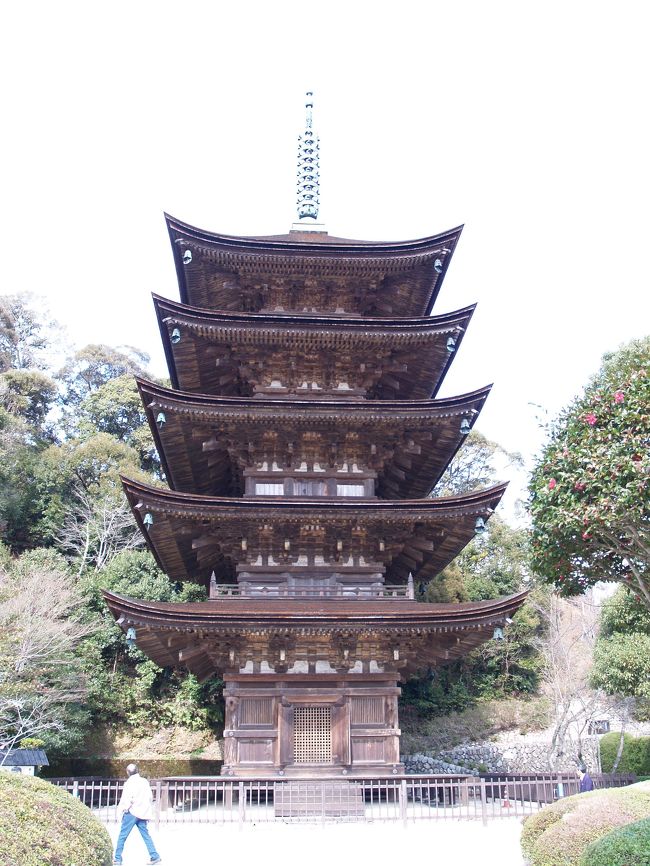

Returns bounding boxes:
[1,1,648,487]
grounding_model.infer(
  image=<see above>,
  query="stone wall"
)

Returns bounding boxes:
[405,736,599,775]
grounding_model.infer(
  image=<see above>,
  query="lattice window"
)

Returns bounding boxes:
[293,706,332,764]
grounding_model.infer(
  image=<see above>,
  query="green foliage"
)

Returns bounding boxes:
[33,432,143,544]
[0,408,43,549]
[75,374,146,440]
[599,586,650,638]
[76,550,223,735]
[56,343,149,407]
[529,337,650,608]
[600,732,650,775]
[521,782,650,866]
[592,634,650,699]
[401,666,473,716]
[0,294,52,372]
[458,515,530,601]
[599,732,634,773]
[0,369,57,431]
[11,546,72,578]
[580,818,650,866]
[591,588,650,699]
[19,737,45,748]
[406,520,542,713]
[72,374,160,474]
[435,429,522,496]
[0,330,224,751]
[0,772,113,866]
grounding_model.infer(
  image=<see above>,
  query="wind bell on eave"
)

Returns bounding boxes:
[296,91,321,224]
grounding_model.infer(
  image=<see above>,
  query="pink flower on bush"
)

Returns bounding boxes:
[582,531,591,540]
[584,413,597,426]
[574,481,586,492]
[548,478,557,490]
[614,390,624,403]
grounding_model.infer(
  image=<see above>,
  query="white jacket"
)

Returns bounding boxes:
[117,773,155,820]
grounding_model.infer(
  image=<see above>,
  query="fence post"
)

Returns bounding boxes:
[238,781,245,825]
[72,780,79,800]
[400,779,408,825]
[480,778,487,826]
[155,780,162,830]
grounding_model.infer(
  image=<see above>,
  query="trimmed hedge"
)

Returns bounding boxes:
[0,772,113,866]
[579,817,650,866]
[600,731,650,775]
[521,781,650,866]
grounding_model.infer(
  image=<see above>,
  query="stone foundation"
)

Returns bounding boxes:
[405,736,600,775]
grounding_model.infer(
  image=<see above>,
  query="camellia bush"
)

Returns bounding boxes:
[529,337,649,611]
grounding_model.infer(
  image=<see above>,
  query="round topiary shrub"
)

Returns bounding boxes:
[579,817,650,866]
[599,731,634,772]
[521,781,650,866]
[0,772,113,866]
[600,731,650,775]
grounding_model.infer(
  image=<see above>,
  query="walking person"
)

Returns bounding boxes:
[113,763,162,865]
[578,764,594,793]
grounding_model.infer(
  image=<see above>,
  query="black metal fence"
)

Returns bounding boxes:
[49,772,635,826]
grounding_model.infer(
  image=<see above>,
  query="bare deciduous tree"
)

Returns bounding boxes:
[0,561,94,762]
[55,485,144,575]
[535,592,610,770]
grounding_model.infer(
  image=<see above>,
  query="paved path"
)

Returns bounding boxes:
[108,818,526,866]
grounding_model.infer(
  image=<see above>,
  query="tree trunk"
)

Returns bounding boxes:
[612,702,630,772]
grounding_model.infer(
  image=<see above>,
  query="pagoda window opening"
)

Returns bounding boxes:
[254,482,285,496]
[293,479,327,496]
[249,478,374,497]
[336,483,366,497]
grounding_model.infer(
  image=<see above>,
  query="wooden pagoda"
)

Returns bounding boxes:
[105,100,526,778]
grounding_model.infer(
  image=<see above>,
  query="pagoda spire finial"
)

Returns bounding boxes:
[296,91,320,222]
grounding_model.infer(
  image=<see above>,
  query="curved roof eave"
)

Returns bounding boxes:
[165,212,464,255]
[152,292,476,330]
[136,375,492,415]
[103,588,529,628]
[121,474,508,515]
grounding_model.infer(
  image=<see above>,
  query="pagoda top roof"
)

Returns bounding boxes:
[166,212,464,254]
[121,476,507,584]
[165,213,463,317]
[137,377,490,499]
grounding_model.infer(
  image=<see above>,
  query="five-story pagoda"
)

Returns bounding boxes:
[105,95,526,777]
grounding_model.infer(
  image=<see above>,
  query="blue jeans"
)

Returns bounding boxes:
[114,812,159,862]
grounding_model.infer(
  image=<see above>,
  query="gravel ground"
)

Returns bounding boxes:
[107,818,526,866]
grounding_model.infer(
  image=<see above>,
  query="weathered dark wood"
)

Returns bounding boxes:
[103,216,526,777]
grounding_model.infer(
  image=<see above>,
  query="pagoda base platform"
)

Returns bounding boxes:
[221,673,403,778]
[274,780,366,817]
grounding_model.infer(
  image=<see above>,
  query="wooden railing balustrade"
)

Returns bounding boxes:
[209,584,414,599]
[49,772,636,826]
